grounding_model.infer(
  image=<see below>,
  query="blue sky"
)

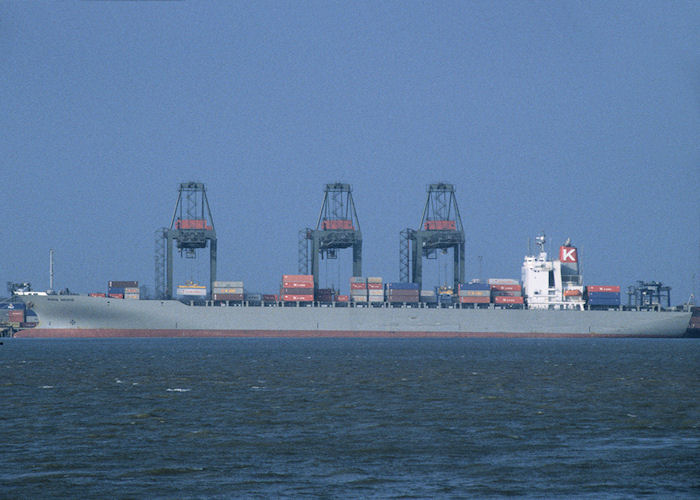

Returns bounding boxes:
[2,1,698,302]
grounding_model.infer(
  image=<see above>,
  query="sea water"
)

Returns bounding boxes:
[1,338,698,498]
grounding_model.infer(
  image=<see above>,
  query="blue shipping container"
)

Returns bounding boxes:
[108,287,125,294]
[385,282,420,290]
[459,283,490,290]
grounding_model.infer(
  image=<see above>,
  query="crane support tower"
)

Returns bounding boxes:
[403,183,465,290]
[301,183,362,290]
[164,182,217,299]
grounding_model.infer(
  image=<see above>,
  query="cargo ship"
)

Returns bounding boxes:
[11,235,692,338]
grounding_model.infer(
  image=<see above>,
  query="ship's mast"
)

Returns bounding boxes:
[49,249,55,291]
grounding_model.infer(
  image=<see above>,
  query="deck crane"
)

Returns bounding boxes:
[299,183,362,290]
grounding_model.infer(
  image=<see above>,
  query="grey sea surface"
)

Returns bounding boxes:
[1,338,699,498]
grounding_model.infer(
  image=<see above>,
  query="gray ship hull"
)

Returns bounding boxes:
[14,295,692,338]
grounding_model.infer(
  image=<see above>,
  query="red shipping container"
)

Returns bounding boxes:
[282,282,314,289]
[108,293,124,299]
[88,293,107,297]
[495,296,524,304]
[282,294,314,302]
[424,220,456,230]
[459,296,490,303]
[491,284,521,292]
[282,275,313,282]
[367,283,382,290]
[176,219,212,230]
[8,310,25,322]
[322,219,354,230]
[350,282,367,290]
[336,295,349,302]
[587,285,620,293]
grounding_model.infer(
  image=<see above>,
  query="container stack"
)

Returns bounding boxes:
[108,280,138,299]
[385,282,420,304]
[281,275,314,302]
[315,288,336,303]
[350,277,368,303]
[124,287,140,300]
[213,281,244,301]
[367,277,384,303]
[458,282,490,305]
[586,285,621,308]
[489,279,524,307]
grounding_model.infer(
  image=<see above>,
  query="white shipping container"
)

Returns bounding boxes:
[213,281,244,288]
[213,287,244,294]
[124,293,140,300]
[367,277,383,283]
[487,278,519,285]
[176,288,207,296]
[352,296,368,302]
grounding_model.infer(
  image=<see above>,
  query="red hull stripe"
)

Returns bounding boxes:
[13,328,670,339]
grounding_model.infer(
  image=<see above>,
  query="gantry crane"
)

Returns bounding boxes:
[155,182,217,299]
[299,183,362,290]
[400,183,465,290]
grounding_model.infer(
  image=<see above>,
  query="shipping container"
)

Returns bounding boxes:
[282,275,314,282]
[124,287,140,294]
[8,310,25,322]
[262,294,277,302]
[213,293,244,301]
[490,284,521,292]
[487,278,519,285]
[245,293,263,301]
[459,283,490,291]
[352,296,368,302]
[175,219,211,230]
[459,290,491,297]
[367,283,382,290]
[109,281,138,288]
[321,219,353,230]
[459,296,490,304]
[213,287,245,294]
[367,277,383,283]
[176,287,207,296]
[494,296,524,304]
[108,287,125,295]
[88,293,106,297]
[108,293,124,299]
[282,294,314,302]
[336,295,349,302]
[281,287,314,294]
[385,282,420,290]
[213,281,244,288]
[350,282,368,290]
[124,294,140,300]
[350,276,366,283]
[587,285,621,293]
[423,220,456,230]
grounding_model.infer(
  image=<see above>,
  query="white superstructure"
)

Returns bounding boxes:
[521,234,585,310]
